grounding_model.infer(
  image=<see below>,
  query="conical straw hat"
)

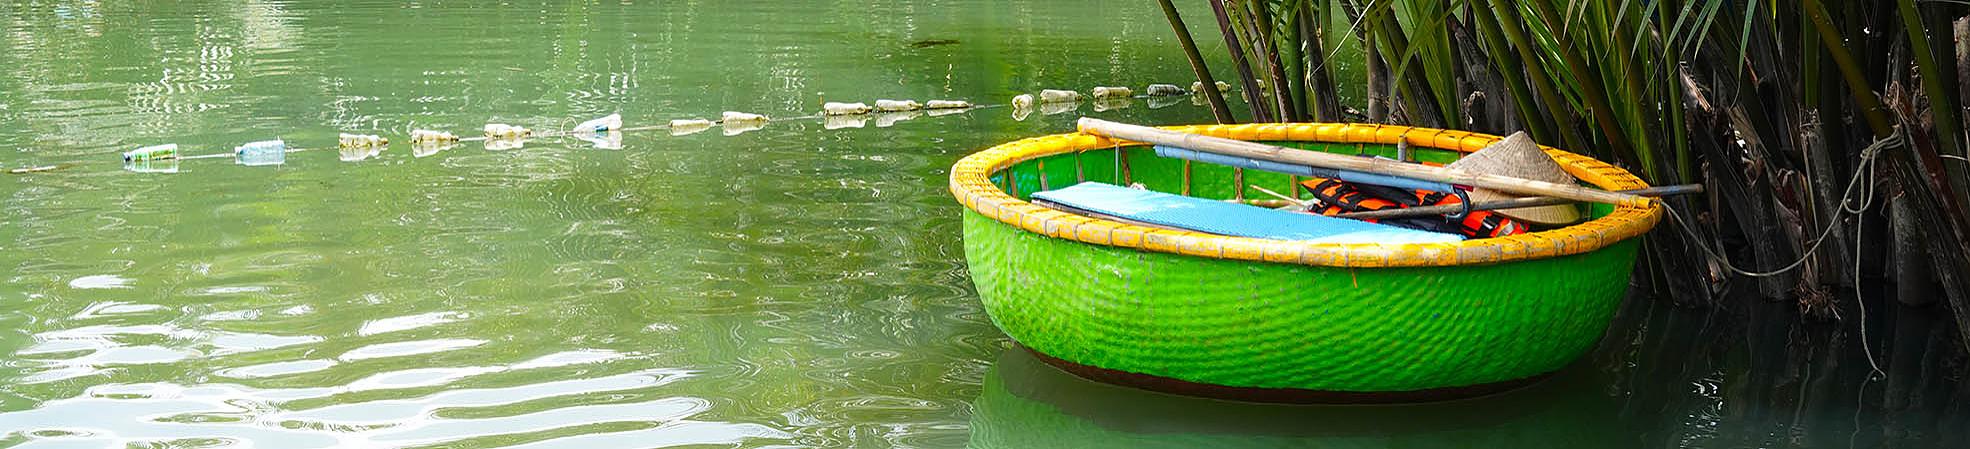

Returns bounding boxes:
[1444,132,1582,225]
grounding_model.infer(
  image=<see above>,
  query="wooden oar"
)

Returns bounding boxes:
[1336,184,1703,220]
[1076,118,1650,207]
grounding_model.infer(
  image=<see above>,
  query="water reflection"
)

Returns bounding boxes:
[970,348,1624,449]
[2,1,1210,445]
[14,0,1959,448]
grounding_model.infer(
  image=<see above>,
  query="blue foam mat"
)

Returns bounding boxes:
[1031,182,1463,244]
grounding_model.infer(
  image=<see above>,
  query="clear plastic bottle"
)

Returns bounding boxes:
[411,129,459,144]
[874,99,922,112]
[723,120,765,136]
[339,133,388,148]
[1091,86,1133,99]
[721,111,768,123]
[123,144,178,162]
[483,124,531,139]
[823,102,873,116]
[669,119,713,136]
[925,100,972,109]
[1039,89,1080,103]
[1145,84,1187,96]
[124,158,179,174]
[234,140,285,166]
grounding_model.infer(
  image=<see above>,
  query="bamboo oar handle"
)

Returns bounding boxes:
[1333,184,1703,220]
[1077,118,1651,207]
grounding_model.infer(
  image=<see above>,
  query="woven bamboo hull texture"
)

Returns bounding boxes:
[963,210,1640,394]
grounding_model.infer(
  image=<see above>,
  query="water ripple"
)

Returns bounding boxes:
[0,1,1195,447]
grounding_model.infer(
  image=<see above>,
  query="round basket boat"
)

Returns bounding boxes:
[949,123,1661,403]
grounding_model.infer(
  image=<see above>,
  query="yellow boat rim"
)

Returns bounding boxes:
[948,123,1662,268]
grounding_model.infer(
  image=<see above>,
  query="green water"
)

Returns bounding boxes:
[3,1,1965,448]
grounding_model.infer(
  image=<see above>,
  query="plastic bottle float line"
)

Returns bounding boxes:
[54,82,1225,174]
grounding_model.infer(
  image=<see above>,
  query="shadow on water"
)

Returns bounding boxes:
[970,285,1970,449]
[970,345,1624,449]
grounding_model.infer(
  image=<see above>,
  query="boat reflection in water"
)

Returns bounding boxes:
[968,347,1625,449]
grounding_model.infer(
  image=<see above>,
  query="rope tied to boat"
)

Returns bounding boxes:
[1661,125,1905,379]
[1660,126,1902,279]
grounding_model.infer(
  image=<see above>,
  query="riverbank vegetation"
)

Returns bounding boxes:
[1158,0,1970,350]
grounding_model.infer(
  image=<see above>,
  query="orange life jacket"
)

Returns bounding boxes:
[1300,178,1526,238]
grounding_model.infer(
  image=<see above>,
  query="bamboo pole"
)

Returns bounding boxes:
[1335,184,1703,219]
[1076,118,1651,207]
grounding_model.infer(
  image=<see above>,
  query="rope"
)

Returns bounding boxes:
[26,87,1213,173]
[175,146,323,160]
[1659,128,1901,278]
[13,83,1234,175]
[17,102,1029,171]
[1660,128,1902,377]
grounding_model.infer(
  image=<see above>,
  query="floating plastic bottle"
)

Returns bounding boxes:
[483,124,531,139]
[823,102,873,116]
[1145,84,1187,96]
[123,144,178,162]
[339,133,388,148]
[721,111,768,123]
[234,140,285,166]
[1091,86,1133,99]
[925,100,971,109]
[824,114,867,130]
[411,130,459,144]
[124,158,179,174]
[926,106,967,117]
[1038,89,1080,103]
[670,119,713,136]
[876,110,922,128]
[1093,97,1133,112]
[720,111,767,136]
[874,99,922,112]
[410,130,458,157]
[574,114,622,133]
[723,120,765,136]
[1011,94,1035,111]
[1192,80,1231,93]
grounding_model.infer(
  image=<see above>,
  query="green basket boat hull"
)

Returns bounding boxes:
[963,210,1639,399]
[951,124,1659,402]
